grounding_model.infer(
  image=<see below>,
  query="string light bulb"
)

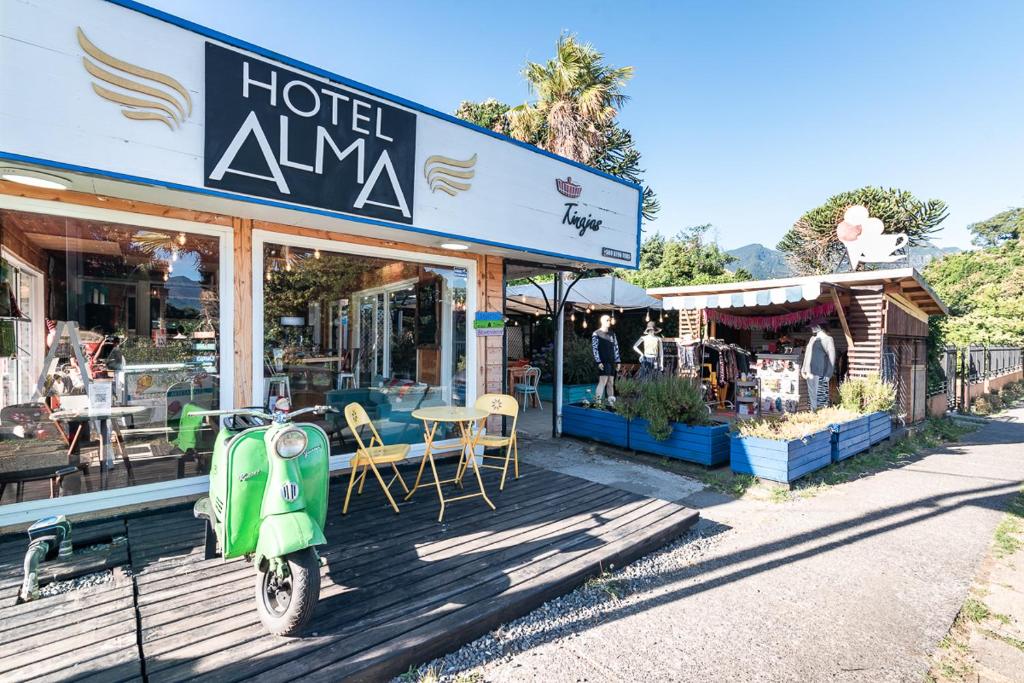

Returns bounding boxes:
[582,318,588,329]
[162,272,168,282]
[570,311,576,322]
[314,248,321,260]
[645,310,651,322]
[176,232,186,246]
[285,261,292,272]
[619,307,624,314]
[611,316,617,325]
[266,270,272,282]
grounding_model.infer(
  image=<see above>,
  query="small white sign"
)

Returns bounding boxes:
[88,380,113,410]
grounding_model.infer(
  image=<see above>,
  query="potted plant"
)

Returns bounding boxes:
[535,335,600,404]
[622,376,730,466]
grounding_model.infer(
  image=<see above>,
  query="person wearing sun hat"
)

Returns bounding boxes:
[633,321,664,380]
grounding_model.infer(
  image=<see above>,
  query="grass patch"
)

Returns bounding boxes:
[771,417,975,502]
[609,417,972,503]
[993,490,1024,558]
[586,566,628,600]
[982,629,1024,653]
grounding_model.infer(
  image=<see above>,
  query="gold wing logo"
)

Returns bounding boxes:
[77,27,192,130]
[423,154,477,196]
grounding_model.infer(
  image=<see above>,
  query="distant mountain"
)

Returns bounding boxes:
[726,243,961,279]
[906,245,961,269]
[726,244,793,279]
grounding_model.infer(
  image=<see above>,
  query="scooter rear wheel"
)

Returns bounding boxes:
[255,548,321,636]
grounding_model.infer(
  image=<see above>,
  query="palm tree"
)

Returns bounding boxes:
[506,34,634,165]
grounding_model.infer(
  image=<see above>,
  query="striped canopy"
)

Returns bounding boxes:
[663,282,822,310]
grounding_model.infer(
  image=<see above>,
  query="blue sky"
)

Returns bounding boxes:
[147,0,1024,251]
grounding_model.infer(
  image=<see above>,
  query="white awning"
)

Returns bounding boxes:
[663,282,822,310]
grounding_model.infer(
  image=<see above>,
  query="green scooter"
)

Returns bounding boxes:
[193,402,336,636]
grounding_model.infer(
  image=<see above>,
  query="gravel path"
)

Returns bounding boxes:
[405,519,729,682]
[401,409,1024,682]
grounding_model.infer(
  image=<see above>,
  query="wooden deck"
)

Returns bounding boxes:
[0,461,698,682]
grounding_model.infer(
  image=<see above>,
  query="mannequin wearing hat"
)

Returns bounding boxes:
[633,322,664,380]
[591,314,621,403]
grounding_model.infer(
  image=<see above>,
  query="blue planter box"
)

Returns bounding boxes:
[629,419,730,466]
[729,429,833,484]
[867,411,892,444]
[538,383,593,404]
[562,403,629,448]
[830,415,871,463]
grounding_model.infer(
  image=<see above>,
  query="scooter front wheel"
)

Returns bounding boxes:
[255,548,321,636]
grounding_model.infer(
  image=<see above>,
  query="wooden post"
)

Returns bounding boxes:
[233,218,253,408]
[830,286,854,351]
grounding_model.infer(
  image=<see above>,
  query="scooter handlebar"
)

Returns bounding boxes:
[191,408,273,420]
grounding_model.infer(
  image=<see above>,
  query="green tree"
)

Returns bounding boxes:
[453,98,511,135]
[506,34,632,163]
[619,225,751,289]
[778,186,948,274]
[924,240,1024,346]
[968,207,1023,248]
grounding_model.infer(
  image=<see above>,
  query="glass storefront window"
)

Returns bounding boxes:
[262,242,469,450]
[0,208,223,505]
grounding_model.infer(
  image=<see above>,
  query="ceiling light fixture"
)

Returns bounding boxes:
[440,242,469,251]
[0,168,70,191]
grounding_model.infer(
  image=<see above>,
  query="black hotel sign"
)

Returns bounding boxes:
[203,43,417,223]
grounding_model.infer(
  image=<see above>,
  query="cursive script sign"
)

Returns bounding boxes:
[562,202,602,236]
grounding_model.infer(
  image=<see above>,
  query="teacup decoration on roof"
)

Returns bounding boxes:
[836,205,908,269]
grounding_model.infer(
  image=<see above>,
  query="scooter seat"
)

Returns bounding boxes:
[352,443,410,464]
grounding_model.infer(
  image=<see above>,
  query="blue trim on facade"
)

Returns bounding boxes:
[104,0,643,197]
[0,151,638,269]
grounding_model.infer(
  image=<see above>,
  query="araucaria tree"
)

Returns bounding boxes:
[777,186,948,274]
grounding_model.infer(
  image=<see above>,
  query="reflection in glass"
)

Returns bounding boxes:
[262,244,468,451]
[0,208,222,506]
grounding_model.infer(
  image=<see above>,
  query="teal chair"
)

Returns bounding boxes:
[514,366,542,411]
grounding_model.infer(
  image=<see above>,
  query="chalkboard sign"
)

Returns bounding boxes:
[416,279,440,348]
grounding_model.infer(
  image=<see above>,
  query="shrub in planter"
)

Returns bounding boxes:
[621,377,730,465]
[730,408,858,483]
[839,375,896,414]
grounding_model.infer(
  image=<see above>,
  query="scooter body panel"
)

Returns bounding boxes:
[209,421,331,560]
[217,429,271,558]
[254,511,326,569]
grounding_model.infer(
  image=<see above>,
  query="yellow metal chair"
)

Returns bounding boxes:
[342,402,410,514]
[459,394,520,491]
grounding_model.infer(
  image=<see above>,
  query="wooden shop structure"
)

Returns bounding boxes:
[647,269,947,423]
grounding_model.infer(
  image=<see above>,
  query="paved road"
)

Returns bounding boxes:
[470,409,1024,682]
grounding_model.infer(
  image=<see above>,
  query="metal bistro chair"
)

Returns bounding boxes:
[514,366,542,411]
[459,393,520,491]
[342,402,410,515]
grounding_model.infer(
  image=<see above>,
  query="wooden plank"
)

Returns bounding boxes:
[830,286,855,350]
[139,482,630,653]
[148,493,684,682]
[285,501,697,682]
[140,487,638,667]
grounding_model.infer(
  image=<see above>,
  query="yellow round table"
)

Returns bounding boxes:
[406,405,494,522]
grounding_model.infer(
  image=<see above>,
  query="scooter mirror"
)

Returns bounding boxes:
[274,397,291,413]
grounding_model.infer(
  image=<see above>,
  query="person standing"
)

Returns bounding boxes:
[591,314,620,403]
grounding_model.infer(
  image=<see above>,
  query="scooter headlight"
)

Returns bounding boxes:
[274,428,307,459]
